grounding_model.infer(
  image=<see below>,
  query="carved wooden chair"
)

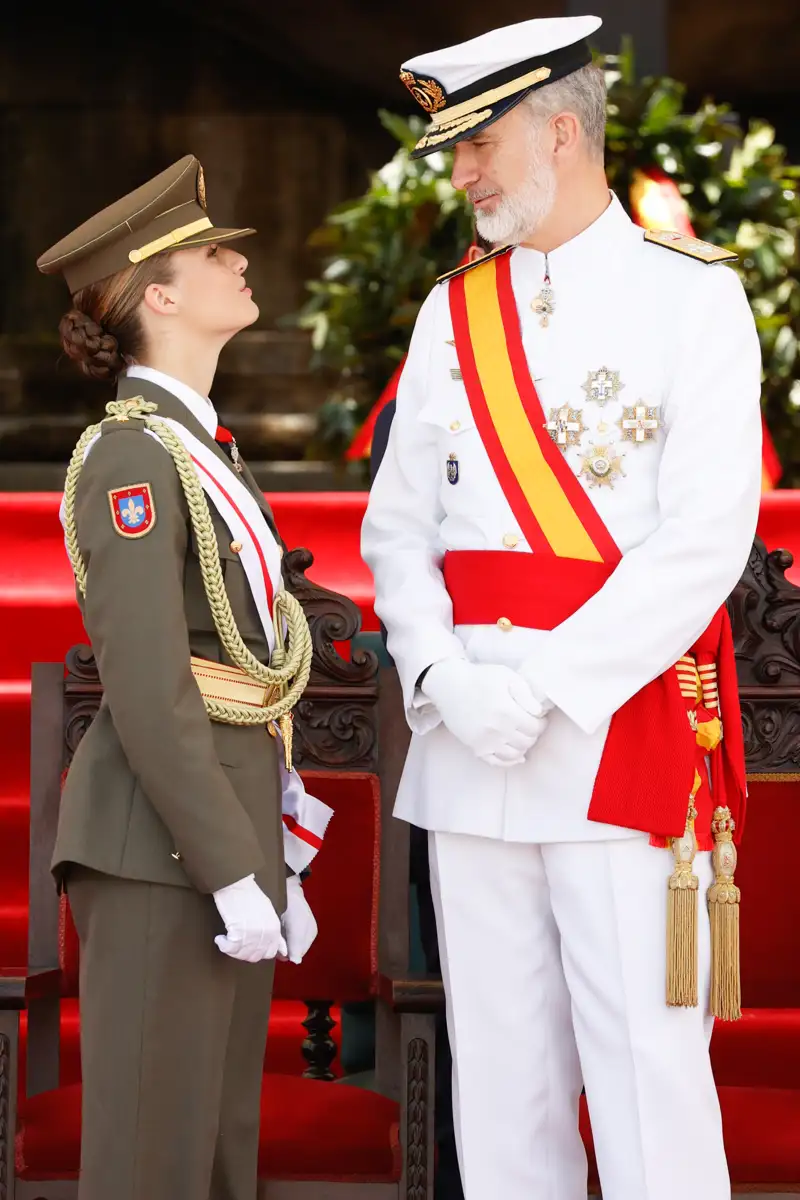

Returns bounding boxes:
[0,548,435,1200]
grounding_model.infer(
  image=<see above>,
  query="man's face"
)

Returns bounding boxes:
[450,102,558,243]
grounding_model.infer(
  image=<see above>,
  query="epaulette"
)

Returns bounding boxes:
[643,229,737,265]
[437,243,515,285]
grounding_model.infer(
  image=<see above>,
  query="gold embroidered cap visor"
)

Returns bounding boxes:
[401,15,601,158]
[36,154,255,293]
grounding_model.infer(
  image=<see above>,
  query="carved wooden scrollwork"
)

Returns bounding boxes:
[731,539,800,689]
[405,1037,430,1200]
[283,548,378,687]
[0,1032,9,1200]
[740,701,800,773]
[283,547,379,771]
[64,645,101,767]
[731,537,800,773]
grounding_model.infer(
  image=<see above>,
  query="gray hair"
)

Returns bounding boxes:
[522,64,607,160]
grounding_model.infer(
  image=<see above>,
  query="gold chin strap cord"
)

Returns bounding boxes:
[62,397,313,766]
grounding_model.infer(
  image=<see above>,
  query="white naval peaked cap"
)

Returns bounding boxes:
[400,15,602,158]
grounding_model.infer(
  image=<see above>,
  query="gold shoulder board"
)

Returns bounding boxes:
[643,229,737,264]
[437,243,515,285]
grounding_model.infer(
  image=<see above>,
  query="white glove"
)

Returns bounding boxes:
[421,659,549,767]
[279,875,319,965]
[213,874,288,963]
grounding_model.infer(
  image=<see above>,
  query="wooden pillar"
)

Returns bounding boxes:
[567,0,668,76]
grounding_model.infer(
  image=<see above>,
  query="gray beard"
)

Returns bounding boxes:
[473,132,557,243]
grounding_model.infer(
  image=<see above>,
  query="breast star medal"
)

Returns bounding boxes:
[582,367,623,407]
[579,444,625,489]
[531,255,555,328]
[618,404,662,445]
[544,406,586,452]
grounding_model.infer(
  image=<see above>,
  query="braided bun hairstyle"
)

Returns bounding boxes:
[59,310,124,382]
[59,253,175,384]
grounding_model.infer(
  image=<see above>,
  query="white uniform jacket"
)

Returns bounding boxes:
[361,194,763,842]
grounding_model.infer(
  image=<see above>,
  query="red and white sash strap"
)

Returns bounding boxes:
[275,728,334,873]
[157,418,283,654]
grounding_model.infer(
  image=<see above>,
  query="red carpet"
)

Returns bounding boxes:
[0,490,798,1092]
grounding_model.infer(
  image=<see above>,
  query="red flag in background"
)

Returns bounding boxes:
[345,358,405,462]
[629,166,780,492]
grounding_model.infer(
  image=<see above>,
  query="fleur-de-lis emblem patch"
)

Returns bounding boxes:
[108,483,156,538]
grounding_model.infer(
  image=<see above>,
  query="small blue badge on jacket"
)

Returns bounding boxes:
[446,453,459,485]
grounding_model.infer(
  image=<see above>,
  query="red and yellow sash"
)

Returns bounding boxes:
[449,248,621,565]
[445,249,746,849]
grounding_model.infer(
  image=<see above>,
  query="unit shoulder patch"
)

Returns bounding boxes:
[108,483,157,538]
[437,243,515,285]
[643,229,737,264]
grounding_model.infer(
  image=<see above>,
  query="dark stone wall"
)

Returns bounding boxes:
[0,0,797,484]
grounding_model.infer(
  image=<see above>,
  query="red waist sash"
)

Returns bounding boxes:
[443,549,747,849]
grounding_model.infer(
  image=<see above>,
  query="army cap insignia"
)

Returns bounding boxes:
[108,483,157,538]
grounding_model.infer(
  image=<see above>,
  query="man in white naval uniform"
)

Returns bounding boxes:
[362,15,763,1200]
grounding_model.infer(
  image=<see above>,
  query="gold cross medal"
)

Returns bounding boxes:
[618,404,662,445]
[582,367,623,407]
[532,256,555,328]
[579,444,625,489]
[531,280,555,328]
[545,406,586,452]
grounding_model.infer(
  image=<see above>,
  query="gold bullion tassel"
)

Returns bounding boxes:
[708,806,742,1021]
[279,712,293,771]
[666,770,702,1008]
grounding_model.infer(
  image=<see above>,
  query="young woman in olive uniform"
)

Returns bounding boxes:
[37,155,325,1200]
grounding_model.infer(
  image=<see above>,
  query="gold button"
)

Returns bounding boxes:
[502,533,519,549]
[497,617,513,632]
[230,540,243,554]
[449,420,461,432]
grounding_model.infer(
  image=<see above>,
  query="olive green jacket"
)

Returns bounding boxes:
[54,376,287,908]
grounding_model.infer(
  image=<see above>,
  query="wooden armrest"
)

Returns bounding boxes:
[380,974,445,1013]
[0,967,62,1009]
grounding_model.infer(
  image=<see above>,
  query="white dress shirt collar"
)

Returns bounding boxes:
[515,191,633,275]
[125,364,218,439]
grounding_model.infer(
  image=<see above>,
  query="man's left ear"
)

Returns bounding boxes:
[553,112,581,155]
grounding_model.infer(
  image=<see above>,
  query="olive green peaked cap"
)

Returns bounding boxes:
[37,155,255,293]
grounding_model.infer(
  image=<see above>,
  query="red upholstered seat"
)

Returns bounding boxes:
[711,1007,800,1089]
[257,1076,400,1181]
[16,1076,400,1184]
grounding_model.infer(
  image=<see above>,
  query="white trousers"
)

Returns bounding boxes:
[429,831,729,1200]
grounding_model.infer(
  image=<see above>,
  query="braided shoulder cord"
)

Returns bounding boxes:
[63,398,312,727]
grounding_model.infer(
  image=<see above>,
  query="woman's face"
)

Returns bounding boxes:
[148,243,259,339]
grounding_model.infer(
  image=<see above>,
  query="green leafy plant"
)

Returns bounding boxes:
[294,44,800,480]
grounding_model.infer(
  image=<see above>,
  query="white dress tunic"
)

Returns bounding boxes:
[362,194,762,843]
[362,196,762,1200]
